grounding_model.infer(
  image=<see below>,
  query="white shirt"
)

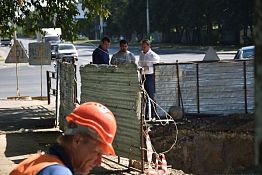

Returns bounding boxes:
[138,49,160,74]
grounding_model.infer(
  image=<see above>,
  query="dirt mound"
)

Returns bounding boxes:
[180,113,254,133]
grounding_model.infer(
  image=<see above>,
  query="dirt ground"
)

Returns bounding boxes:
[0,99,189,175]
[177,113,254,132]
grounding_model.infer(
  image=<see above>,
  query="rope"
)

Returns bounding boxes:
[140,71,179,155]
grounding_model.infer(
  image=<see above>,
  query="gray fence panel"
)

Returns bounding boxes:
[179,64,198,113]
[198,62,246,114]
[80,64,142,160]
[155,64,198,116]
[155,60,255,116]
[246,61,255,112]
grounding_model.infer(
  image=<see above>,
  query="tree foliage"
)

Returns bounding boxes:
[105,0,254,45]
[0,0,255,44]
[105,0,145,41]
[0,0,110,41]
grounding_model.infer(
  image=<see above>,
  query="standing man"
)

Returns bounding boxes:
[138,39,160,119]
[10,102,117,175]
[110,39,136,65]
[92,36,111,64]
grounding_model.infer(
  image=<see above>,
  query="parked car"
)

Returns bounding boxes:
[55,43,78,61]
[234,45,255,60]
[50,42,59,59]
[0,38,12,46]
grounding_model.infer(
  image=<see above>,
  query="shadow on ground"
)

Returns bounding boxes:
[5,131,61,163]
[0,104,59,165]
[0,105,55,131]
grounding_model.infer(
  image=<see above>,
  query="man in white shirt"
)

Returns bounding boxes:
[138,39,160,119]
[110,39,136,65]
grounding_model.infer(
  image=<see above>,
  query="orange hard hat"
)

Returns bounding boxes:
[65,102,117,155]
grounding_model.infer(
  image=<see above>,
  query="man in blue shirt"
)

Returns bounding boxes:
[92,36,111,64]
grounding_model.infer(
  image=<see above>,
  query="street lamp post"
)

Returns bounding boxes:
[146,0,150,39]
[100,14,104,39]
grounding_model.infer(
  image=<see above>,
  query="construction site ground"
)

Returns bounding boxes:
[0,99,189,175]
[0,98,258,174]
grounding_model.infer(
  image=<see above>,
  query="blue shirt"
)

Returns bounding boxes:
[37,144,74,175]
[37,165,72,175]
[92,45,110,64]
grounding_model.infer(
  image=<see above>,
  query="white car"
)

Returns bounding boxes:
[234,45,255,60]
[56,43,78,61]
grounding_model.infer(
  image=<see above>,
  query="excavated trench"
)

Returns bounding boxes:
[149,113,255,175]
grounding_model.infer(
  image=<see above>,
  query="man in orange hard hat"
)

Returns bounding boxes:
[10,102,117,175]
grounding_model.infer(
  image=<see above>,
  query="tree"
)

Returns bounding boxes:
[0,0,110,41]
[149,0,254,45]
[105,0,145,41]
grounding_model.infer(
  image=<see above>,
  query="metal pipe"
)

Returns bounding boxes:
[46,71,50,105]
[146,0,150,38]
[196,63,200,113]
[243,61,248,113]
[176,62,185,117]
[176,63,180,106]
[55,61,59,127]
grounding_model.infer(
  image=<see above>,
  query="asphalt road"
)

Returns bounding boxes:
[0,38,235,99]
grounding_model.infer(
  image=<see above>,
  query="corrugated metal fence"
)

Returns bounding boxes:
[154,60,255,116]
[80,64,142,160]
[58,60,255,162]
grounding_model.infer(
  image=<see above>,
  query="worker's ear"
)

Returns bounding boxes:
[72,133,83,146]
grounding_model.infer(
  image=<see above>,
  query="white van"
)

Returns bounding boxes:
[0,38,12,46]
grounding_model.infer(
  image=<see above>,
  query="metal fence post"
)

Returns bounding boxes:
[243,61,248,114]
[196,63,200,113]
[46,71,50,105]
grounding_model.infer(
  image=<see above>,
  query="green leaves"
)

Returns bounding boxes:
[0,0,110,40]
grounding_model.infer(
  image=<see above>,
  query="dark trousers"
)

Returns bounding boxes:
[143,74,155,120]
[144,74,155,99]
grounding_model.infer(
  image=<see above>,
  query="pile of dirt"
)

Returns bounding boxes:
[179,113,254,133]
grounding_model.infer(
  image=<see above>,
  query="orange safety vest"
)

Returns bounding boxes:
[10,153,64,175]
